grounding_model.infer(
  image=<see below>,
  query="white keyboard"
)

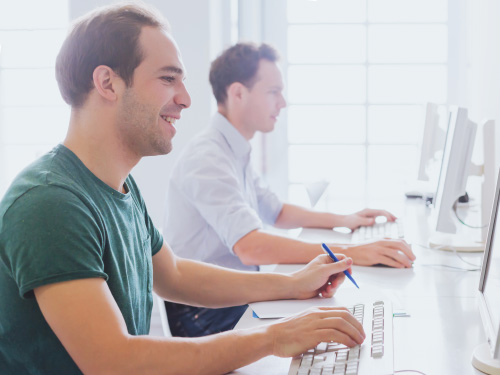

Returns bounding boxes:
[351,221,404,243]
[288,301,393,375]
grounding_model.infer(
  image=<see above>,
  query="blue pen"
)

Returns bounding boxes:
[321,243,359,289]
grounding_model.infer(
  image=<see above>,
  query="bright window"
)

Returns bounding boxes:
[0,1,69,198]
[281,0,449,212]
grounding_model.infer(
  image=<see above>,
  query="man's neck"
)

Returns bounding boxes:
[63,109,140,193]
[217,107,255,140]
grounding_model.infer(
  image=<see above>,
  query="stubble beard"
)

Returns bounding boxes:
[117,88,173,157]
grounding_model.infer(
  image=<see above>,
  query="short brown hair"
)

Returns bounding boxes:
[56,2,169,107]
[209,42,279,105]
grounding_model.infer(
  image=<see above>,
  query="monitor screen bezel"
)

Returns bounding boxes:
[433,109,453,211]
[417,102,440,181]
[431,107,477,234]
[478,167,500,359]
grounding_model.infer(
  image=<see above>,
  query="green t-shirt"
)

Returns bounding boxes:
[0,144,163,374]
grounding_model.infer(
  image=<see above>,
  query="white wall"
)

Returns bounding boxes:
[465,0,500,171]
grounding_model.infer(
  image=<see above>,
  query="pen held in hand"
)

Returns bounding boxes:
[321,243,360,289]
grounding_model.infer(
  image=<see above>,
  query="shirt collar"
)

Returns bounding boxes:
[211,112,251,161]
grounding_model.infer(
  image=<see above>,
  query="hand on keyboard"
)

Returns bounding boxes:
[339,208,397,231]
[288,302,392,375]
[266,306,366,358]
[345,238,415,268]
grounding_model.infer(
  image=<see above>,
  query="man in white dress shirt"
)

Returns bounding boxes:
[163,43,415,337]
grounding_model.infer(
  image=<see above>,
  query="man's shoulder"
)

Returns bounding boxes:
[179,128,232,164]
[0,185,91,248]
[1,182,84,218]
[0,149,92,228]
[188,125,226,148]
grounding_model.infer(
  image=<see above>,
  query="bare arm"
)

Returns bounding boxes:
[34,278,275,375]
[152,242,292,307]
[274,203,345,229]
[233,229,325,265]
[234,204,414,267]
[152,242,351,307]
[274,204,398,230]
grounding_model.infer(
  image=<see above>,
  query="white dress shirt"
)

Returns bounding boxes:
[163,112,283,271]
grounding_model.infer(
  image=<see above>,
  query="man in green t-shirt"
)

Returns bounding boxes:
[0,3,365,374]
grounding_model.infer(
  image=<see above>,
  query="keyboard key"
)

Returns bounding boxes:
[372,333,383,342]
[346,362,359,373]
[301,354,314,367]
[372,345,384,358]
[333,364,346,374]
[327,343,346,352]
[349,346,360,359]
[316,342,328,353]
[372,337,383,345]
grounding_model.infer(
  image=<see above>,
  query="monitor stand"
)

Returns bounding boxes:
[472,343,500,374]
[428,232,484,252]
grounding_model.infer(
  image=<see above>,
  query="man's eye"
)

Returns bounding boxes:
[161,76,175,83]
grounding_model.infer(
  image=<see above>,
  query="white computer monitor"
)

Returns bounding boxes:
[472,168,500,374]
[480,120,497,243]
[405,102,446,199]
[417,102,444,182]
[429,107,482,251]
[432,107,477,233]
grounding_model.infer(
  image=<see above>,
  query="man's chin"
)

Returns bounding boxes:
[262,124,275,133]
[158,144,173,156]
[143,142,173,157]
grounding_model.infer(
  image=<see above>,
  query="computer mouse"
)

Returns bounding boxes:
[333,227,352,234]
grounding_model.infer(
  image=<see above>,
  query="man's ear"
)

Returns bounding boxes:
[227,81,246,103]
[92,65,123,102]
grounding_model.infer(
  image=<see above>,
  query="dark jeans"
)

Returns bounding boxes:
[164,301,247,337]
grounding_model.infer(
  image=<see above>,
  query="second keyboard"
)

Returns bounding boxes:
[351,221,404,243]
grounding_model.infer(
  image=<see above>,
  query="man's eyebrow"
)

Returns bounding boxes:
[157,66,184,75]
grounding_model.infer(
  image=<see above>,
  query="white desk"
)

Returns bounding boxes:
[232,200,486,375]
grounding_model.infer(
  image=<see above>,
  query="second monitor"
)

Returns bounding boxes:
[429,107,495,252]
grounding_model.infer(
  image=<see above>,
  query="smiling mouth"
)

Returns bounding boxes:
[160,115,176,125]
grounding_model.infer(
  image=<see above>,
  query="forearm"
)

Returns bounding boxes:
[159,257,296,307]
[234,230,325,265]
[274,203,346,229]
[36,277,276,375]
[114,326,272,375]
[233,230,356,266]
